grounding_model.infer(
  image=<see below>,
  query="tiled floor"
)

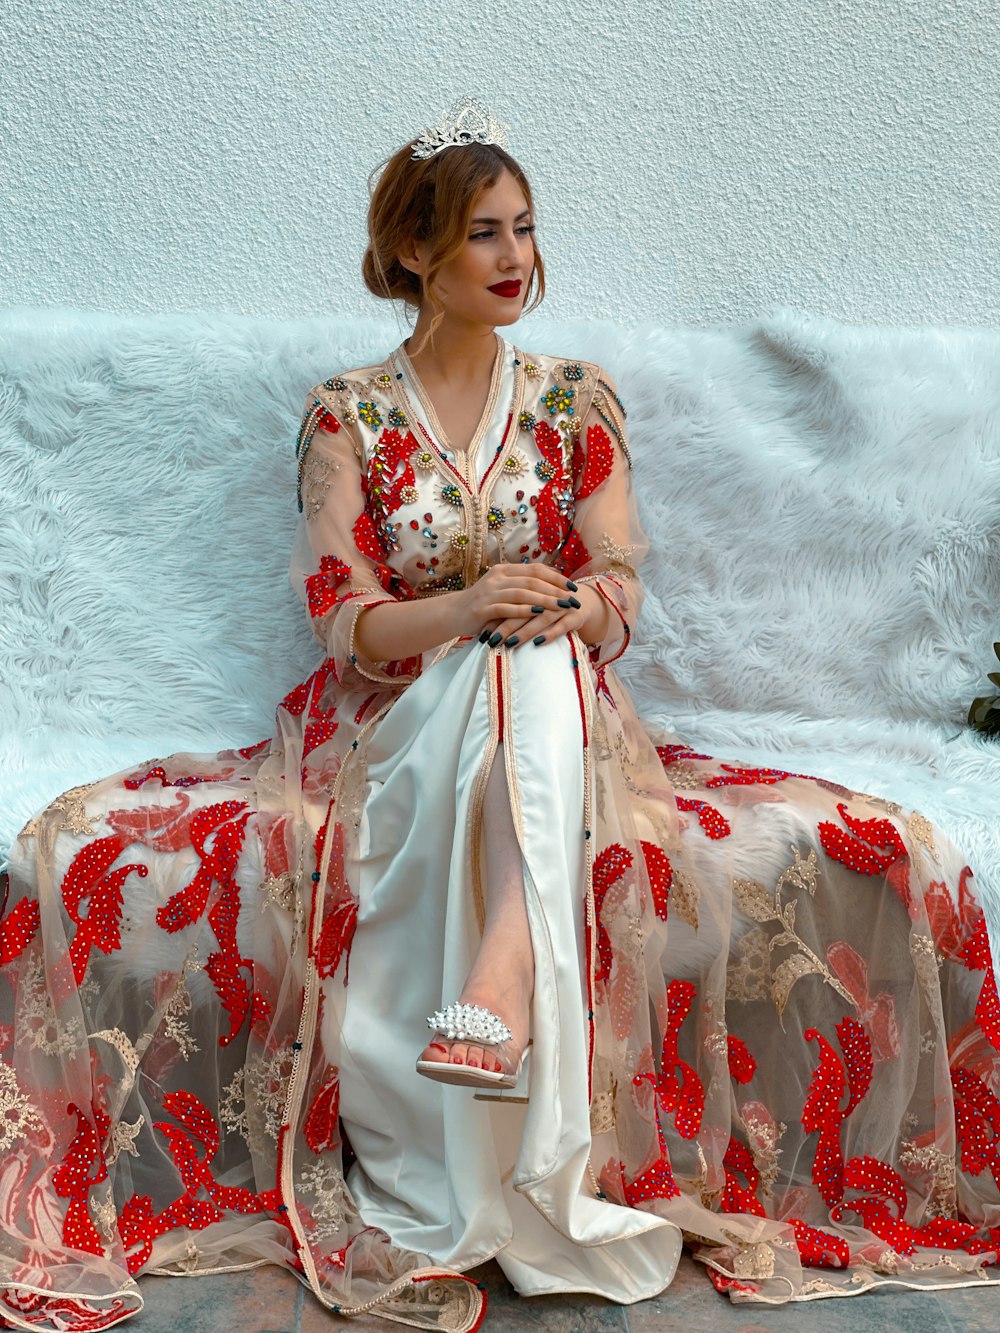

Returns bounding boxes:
[133,1251,1000,1332]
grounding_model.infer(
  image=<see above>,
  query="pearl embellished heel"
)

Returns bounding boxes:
[416,1000,531,1090]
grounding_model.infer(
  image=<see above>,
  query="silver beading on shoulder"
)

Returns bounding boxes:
[426,1001,512,1045]
[410,96,511,161]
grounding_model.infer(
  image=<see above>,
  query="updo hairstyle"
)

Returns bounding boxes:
[363,139,545,355]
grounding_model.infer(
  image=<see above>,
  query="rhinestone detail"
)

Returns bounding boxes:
[426,1001,512,1045]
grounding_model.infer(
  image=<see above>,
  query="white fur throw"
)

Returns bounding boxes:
[1,306,998,930]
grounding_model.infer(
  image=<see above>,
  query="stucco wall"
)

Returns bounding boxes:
[2,0,996,328]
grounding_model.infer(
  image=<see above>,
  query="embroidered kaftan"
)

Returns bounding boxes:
[3,333,1000,1332]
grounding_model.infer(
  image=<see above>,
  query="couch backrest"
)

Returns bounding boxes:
[1,307,997,745]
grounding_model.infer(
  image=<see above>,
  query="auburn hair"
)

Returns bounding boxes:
[363,139,545,356]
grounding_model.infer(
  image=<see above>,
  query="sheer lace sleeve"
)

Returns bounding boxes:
[288,391,420,691]
[558,368,648,667]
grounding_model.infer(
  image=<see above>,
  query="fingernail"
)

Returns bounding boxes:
[566,580,578,591]
[505,635,519,647]
[488,631,503,647]
[533,634,546,646]
[478,629,491,643]
[530,605,544,614]
[568,595,581,609]
[556,597,572,608]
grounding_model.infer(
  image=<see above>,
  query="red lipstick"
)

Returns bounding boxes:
[488,280,522,298]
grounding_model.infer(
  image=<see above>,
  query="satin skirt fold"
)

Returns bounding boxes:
[334,636,681,1299]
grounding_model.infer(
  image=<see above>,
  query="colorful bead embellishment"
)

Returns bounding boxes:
[535,459,556,482]
[518,411,537,432]
[441,482,464,507]
[542,385,576,416]
[449,531,469,551]
[523,361,542,379]
[357,401,382,430]
[387,406,408,428]
[399,485,420,505]
[324,376,347,391]
[487,505,506,529]
[563,362,584,380]
[412,448,436,472]
[502,451,528,477]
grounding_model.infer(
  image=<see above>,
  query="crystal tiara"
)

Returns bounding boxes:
[410,96,511,160]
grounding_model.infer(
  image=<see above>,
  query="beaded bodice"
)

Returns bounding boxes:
[295,335,629,598]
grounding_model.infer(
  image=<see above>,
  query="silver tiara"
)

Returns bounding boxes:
[410,96,511,161]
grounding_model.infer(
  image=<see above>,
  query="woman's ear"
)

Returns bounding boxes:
[396,237,425,277]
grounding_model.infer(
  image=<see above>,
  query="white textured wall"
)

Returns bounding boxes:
[2,0,997,328]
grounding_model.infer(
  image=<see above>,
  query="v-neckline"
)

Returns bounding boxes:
[393,331,506,459]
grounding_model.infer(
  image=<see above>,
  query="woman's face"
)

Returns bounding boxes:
[404,168,536,328]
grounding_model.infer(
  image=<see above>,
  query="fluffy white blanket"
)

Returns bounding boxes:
[1,306,998,928]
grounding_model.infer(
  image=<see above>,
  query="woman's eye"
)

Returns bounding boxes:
[469,230,494,241]
[517,224,536,235]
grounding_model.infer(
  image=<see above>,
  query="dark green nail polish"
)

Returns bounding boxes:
[488,631,503,647]
[557,597,572,608]
[505,635,519,647]
[531,605,544,614]
[479,629,491,643]
[533,634,546,645]
[568,595,581,609]
[566,580,578,591]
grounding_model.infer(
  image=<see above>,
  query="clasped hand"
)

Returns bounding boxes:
[457,563,602,649]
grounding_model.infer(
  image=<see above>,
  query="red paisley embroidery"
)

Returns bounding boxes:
[53,1104,109,1257]
[640,840,672,921]
[721,1137,765,1216]
[575,421,615,500]
[789,1216,850,1268]
[635,979,704,1139]
[303,1068,341,1154]
[727,1035,757,1084]
[926,866,981,962]
[120,1092,281,1276]
[675,797,732,840]
[592,843,632,984]
[802,1018,872,1207]
[826,940,901,1062]
[0,896,41,965]
[61,835,147,987]
[818,803,913,914]
[306,555,352,620]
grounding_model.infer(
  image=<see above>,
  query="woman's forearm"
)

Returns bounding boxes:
[354,592,465,663]
[354,577,614,665]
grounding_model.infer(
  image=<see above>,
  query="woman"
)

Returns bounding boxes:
[2,97,1000,1331]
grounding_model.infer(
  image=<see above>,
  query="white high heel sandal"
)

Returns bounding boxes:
[416,1001,531,1090]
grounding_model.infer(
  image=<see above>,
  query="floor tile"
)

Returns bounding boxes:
[137,1265,299,1333]
[460,1258,629,1330]
[129,1253,1000,1332]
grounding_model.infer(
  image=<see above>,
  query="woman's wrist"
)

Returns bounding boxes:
[575,580,612,648]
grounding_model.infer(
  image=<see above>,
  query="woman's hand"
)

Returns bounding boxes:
[456,564,610,649]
